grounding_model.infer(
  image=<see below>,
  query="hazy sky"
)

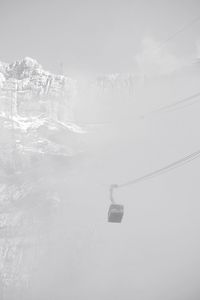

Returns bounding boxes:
[0,0,200,74]
[1,1,200,300]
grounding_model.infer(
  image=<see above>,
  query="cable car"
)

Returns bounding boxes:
[108,184,124,223]
[108,204,124,223]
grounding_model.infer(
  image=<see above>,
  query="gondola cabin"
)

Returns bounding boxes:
[108,204,124,223]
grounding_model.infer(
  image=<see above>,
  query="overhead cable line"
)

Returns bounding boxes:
[148,14,200,57]
[108,148,200,223]
[138,15,200,118]
[156,15,200,52]
[110,148,200,193]
[146,91,200,116]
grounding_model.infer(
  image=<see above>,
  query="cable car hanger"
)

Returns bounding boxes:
[108,147,200,223]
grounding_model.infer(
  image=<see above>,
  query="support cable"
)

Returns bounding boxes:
[110,148,200,201]
[146,91,200,117]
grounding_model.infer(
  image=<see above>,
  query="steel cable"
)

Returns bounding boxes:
[113,149,200,189]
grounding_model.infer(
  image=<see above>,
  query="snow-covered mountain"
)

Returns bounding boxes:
[0,57,85,168]
[0,58,86,292]
[0,57,77,121]
[0,57,76,94]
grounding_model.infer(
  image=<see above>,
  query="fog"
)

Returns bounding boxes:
[14,62,199,300]
[1,0,200,299]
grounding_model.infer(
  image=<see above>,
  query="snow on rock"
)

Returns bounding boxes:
[0,73,5,88]
[0,57,77,122]
[0,58,85,293]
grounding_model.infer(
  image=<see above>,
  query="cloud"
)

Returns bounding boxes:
[135,37,184,77]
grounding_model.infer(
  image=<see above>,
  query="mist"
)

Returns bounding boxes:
[1,0,200,299]
[13,62,199,300]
